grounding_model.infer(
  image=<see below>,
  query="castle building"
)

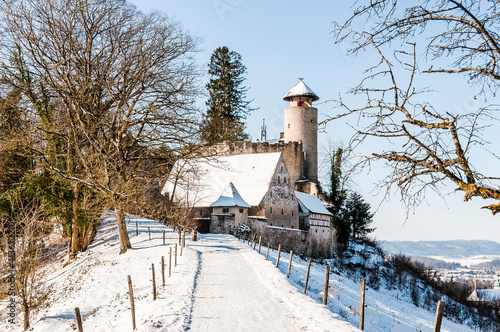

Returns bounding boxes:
[162,79,336,257]
[208,79,320,195]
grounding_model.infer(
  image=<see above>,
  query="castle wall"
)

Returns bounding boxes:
[211,140,304,185]
[244,220,336,258]
[261,156,299,229]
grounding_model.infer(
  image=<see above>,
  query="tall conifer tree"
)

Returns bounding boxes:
[201,46,253,143]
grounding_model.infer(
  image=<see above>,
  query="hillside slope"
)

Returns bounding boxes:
[0,215,356,331]
[0,215,484,331]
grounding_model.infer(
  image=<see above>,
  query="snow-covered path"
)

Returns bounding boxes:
[186,235,358,332]
[187,236,298,331]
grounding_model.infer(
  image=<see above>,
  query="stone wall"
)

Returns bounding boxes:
[260,155,299,229]
[245,219,336,259]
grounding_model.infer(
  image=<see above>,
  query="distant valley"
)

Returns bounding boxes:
[380,240,500,258]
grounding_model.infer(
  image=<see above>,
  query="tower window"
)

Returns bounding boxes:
[239,208,243,213]
[288,123,290,128]
[281,208,284,215]
[297,101,304,107]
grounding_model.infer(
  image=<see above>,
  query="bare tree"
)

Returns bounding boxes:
[0,0,200,253]
[325,0,500,214]
[0,200,53,330]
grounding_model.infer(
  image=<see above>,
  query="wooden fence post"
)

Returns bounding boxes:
[174,243,177,267]
[135,220,138,236]
[74,307,83,332]
[304,260,312,294]
[178,229,181,245]
[152,263,157,300]
[127,275,136,330]
[161,256,165,286]
[434,301,446,332]
[360,278,366,330]
[163,230,165,245]
[180,240,183,256]
[276,244,282,267]
[266,242,270,260]
[148,227,151,240]
[169,247,172,277]
[253,237,258,250]
[258,236,262,254]
[323,265,330,305]
[182,230,186,247]
[287,250,293,278]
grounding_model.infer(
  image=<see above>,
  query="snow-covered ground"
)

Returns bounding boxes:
[1,215,356,331]
[0,214,478,331]
[246,241,476,332]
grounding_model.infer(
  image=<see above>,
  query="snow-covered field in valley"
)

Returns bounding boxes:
[1,215,478,331]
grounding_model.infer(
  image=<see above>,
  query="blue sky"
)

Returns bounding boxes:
[130,0,500,242]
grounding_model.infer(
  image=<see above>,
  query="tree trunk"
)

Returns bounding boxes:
[115,207,131,254]
[23,300,29,330]
[70,184,80,258]
[81,222,97,251]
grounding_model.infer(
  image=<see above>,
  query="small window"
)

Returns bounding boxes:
[270,207,272,214]
[199,210,202,216]
[278,176,280,184]
[281,165,283,171]
[239,208,243,213]
[292,211,294,216]
[288,123,290,128]
[281,208,284,215]
[297,101,304,107]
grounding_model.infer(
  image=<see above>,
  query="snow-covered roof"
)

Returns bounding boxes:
[295,191,332,216]
[210,182,251,208]
[162,152,282,207]
[283,79,319,102]
[467,289,500,302]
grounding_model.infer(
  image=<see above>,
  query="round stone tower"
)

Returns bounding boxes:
[283,79,319,183]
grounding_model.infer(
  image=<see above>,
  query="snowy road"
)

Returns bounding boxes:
[186,235,358,332]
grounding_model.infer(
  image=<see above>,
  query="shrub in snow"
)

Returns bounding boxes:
[236,223,251,237]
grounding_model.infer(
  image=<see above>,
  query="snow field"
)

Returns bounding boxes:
[1,214,199,332]
[240,238,475,332]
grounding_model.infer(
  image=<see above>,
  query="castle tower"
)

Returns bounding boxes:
[283,79,319,183]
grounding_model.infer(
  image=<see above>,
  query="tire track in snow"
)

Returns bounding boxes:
[184,249,203,331]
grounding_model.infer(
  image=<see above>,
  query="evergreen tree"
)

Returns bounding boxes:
[343,192,375,239]
[201,46,253,143]
[326,148,350,251]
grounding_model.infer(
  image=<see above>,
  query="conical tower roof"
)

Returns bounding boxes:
[283,79,319,102]
[210,182,251,208]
